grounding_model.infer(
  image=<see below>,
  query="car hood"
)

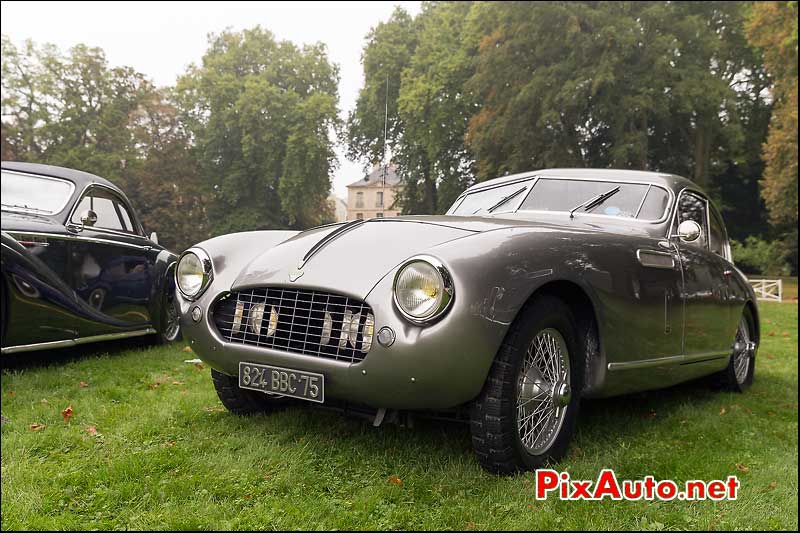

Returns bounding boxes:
[231,217,506,298]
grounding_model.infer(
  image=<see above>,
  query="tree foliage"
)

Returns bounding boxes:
[746,1,798,229]
[176,27,340,233]
[347,1,774,242]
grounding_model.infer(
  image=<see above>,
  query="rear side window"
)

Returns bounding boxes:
[676,192,709,249]
[709,209,729,259]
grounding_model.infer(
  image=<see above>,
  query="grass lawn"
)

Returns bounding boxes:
[1,303,797,530]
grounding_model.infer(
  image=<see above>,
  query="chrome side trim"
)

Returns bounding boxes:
[2,230,152,251]
[1,328,157,355]
[607,351,729,371]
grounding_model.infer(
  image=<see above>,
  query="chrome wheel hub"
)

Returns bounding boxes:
[733,317,752,384]
[516,328,571,455]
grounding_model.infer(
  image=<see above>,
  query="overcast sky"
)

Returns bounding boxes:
[0,0,422,198]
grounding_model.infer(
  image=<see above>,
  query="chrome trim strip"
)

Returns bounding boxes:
[2,230,153,251]
[607,351,729,371]
[1,328,157,354]
[176,247,214,300]
[1,169,76,214]
[392,254,455,325]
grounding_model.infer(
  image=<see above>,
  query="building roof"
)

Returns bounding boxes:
[347,164,401,188]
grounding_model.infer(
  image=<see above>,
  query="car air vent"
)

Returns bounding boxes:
[212,288,374,364]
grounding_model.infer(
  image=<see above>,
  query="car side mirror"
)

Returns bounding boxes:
[149,231,159,245]
[677,220,702,243]
[79,209,98,227]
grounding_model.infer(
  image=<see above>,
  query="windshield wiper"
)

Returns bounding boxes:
[568,186,620,219]
[474,186,528,215]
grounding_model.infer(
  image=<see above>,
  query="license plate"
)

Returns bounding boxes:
[238,362,324,403]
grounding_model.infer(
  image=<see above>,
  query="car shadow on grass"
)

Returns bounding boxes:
[0,336,157,372]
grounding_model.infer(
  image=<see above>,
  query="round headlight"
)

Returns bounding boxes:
[393,257,454,323]
[176,249,212,299]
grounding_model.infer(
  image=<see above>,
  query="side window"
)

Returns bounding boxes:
[71,188,134,232]
[676,192,709,249]
[709,208,729,259]
[116,201,137,234]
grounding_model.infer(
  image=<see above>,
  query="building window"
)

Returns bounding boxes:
[355,191,364,208]
[356,212,364,220]
[376,191,384,208]
[376,212,384,218]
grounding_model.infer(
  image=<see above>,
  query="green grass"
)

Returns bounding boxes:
[2,303,797,530]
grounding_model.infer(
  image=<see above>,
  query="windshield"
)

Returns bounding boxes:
[1,170,75,215]
[450,178,670,221]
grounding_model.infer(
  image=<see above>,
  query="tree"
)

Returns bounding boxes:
[177,27,340,233]
[747,1,798,228]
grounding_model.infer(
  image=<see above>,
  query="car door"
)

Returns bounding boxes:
[66,185,156,335]
[672,190,731,358]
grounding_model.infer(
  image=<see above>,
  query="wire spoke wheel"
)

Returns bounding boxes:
[162,292,181,342]
[733,316,751,384]
[516,328,571,455]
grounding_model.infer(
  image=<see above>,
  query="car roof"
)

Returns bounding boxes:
[462,168,699,195]
[1,161,126,197]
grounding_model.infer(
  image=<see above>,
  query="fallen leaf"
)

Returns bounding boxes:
[388,475,403,486]
[148,383,160,390]
[180,390,189,395]
[767,331,775,336]
[164,441,176,447]
[719,407,726,415]
[768,481,777,489]
[29,423,45,431]
[61,404,73,423]
[465,522,476,530]
[183,346,193,353]
[86,425,98,435]
[243,495,253,501]
[735,463,749,472]
[40,399,48,404]
[79,381,89,388]
[171,381,184,385]
[194,362,205,370]
[647,410,657,418]
[203,406,225,413]
[782,331,790,337]
[7,391,15,398]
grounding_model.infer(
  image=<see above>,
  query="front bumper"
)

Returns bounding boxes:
[178,273,505,410]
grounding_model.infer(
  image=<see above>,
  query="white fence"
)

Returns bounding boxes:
[748,279,783,302]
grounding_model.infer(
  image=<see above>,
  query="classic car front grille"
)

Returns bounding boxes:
[212,288,374,363]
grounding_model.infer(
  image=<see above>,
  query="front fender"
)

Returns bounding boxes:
[175,231,298,316]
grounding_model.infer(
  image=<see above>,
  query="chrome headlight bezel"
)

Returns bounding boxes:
[392,255,455,325]
[175,247,213,300]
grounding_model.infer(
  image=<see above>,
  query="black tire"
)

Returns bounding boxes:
[717,307,756,392]
[211,368,289,415]
[470,294,584,474]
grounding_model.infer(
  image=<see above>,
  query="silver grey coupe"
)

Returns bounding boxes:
[175,169,759,473]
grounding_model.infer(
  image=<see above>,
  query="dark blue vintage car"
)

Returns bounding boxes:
[1,161,180,354]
